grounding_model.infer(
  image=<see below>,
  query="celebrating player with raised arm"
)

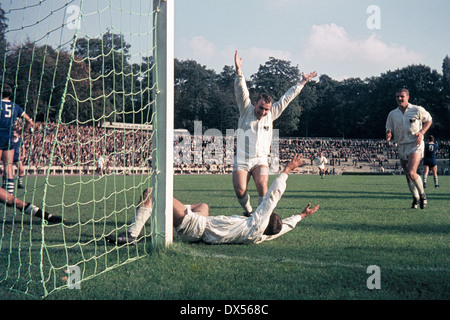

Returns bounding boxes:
[233,51,317,216]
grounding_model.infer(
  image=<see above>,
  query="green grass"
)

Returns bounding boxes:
[1,174,449,300]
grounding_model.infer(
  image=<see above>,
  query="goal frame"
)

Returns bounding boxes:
[152,0,174,247]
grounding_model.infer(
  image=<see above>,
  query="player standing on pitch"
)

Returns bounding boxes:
[1,84,34,194]
[422,135,439,189]
[385,88,432,209]
[233,50,317,216]
[314,151,328,179]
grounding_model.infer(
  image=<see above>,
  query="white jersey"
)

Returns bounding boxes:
[175,173,302,245]
[97,156,105,168]
[385,103,432,145]
[315,156,327,169]
[234,74,304,161]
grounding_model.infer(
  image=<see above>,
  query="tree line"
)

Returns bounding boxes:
[1,7,449,139]
[175,56,450,140]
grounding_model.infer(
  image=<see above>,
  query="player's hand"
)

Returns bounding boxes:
[234,50,243,75]
[300,203,320,219]
[290,154,305,168]
[386,130,392,141]
[283,154,305,174]
[301,71,318,84]
[415,131,423,146]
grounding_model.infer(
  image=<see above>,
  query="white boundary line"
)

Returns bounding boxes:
[181,249,450,273]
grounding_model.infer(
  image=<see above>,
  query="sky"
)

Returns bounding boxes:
[2,0,450,80]
[174,0,450,80]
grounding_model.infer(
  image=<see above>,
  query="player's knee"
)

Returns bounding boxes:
[407,170,416,179]
[234,187,247,199]
[141,187,153,207]
[235,189,247,199]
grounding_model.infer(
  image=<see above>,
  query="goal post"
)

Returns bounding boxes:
[152,0,174,247]
[0,0,174,298]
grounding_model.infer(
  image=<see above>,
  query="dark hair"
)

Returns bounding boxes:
[2,84,12,99]
[257,93,273,104]
[428,135,434,142]
[396,88,409,95]
[263,212,282,235]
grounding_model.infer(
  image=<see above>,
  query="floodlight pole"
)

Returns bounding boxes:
[152,0,174,247]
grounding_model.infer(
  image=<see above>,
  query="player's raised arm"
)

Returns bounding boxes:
[234,50,243,76]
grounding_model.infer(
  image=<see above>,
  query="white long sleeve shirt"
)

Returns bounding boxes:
[315,156,327,169]
[176,173,302,244]
[234,74,304,160]
[385,103,432,145]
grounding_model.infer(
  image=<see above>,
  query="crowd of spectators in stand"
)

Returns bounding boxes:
[16,122,450,175]
[20,122,153,170]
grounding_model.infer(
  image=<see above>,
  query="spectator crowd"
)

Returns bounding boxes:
[15,122,450,176]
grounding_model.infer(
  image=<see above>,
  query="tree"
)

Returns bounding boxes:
[212,65,239,132]
[173,59,220,132]
[3,42,76,122]
[73,31,133,123]
[0,6,7,63]
[305,74,340,138]
[440,55,450,138]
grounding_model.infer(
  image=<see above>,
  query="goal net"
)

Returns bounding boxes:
[0,0,173,298]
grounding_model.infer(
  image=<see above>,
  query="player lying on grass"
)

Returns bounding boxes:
[106,154,319,245]
[0,186,62,224]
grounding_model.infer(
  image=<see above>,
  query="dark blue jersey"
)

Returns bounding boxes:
[0,100,24,150]
[424,142,438,160]
[0,100,24,133]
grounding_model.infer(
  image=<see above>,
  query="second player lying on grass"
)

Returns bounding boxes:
[107,154,319,245]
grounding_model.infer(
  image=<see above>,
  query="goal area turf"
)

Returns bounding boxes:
[1,173,448,300]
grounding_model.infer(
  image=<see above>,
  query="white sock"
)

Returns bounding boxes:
[128,206,152,237]
[408,182,419,201]
[237,192,252,213]
[24,203,39,216]
[412,176,425,196]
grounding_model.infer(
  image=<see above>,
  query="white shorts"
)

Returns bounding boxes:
[175,208,207,243]
[233,155,269,173]
[398,141,424,161]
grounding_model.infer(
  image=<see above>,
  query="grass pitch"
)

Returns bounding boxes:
[1,173,449,300]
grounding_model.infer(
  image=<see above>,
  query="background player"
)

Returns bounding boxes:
[1,84,34,193]
[386,88,432,209]
[314,151,328,179]
[423,135,439,188]
[233,50,317,216]
[96,155,105,176]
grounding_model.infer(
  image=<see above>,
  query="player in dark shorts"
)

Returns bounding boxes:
[423,135,439,188]
[1,84,34,193]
